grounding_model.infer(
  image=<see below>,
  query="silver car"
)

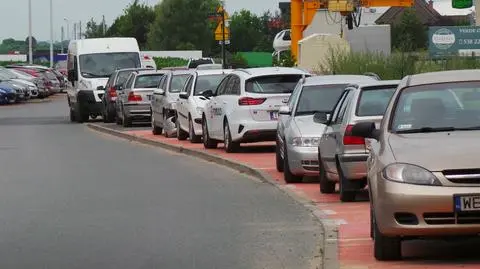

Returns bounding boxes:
[151,70,193,137]
[317,80,399,201]
[276,75,378,183]
[116,70,165,127]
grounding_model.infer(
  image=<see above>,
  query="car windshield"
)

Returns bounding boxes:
[134,74,164,88]
[391,82,480,133]
[246,74,303,94]
[79,52,141,78]
[295,84,348,115]
[356,86,397,116]
[194,74,227,95]
[188,59,214,68]
[170,74,190,93]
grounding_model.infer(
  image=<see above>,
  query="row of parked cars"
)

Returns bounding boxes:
[95,64,480,262]
[0,64,67,104]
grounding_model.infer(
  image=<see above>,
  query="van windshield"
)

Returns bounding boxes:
[79,52,141,78]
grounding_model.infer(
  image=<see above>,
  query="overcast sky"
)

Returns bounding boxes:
[0,0,280,41]
[0,0,473,42]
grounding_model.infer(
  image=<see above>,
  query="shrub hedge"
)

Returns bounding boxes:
[153,57,188,69]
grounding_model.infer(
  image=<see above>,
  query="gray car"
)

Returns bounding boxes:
[116,70,165,127]
[317,80,399,201]
[276,75,378,183]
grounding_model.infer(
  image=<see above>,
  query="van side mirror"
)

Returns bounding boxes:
[154,88,165,95]
[278,105,291,115]
[351,122,380,140]
[313,112,331,124]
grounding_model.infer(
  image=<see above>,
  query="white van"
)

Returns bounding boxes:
[67,37,142,123]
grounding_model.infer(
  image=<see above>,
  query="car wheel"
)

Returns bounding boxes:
[202,116,218,149]
[283,143,303,183]
[152,114,163,135]
[189,117,201,143]
[223,120,239,153]
[319,158,335,193]
[176,114,188,141]
[122,109,132,127]
[275,137,284,172]
[69,106,77,123]
[338,160,357,202]
[373,211,402,261]
[75,103,89,123]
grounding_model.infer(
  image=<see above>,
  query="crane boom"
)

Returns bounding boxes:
[290,0,413,60]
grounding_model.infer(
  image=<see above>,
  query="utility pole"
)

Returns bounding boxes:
[28,0,33,64]
[220,2,227,69]
[79,21,82,39]
[102,15,106,36]
[64,18,70,40]
[61,26,64,53]
[73,23,77,40]
[49,0,54,68]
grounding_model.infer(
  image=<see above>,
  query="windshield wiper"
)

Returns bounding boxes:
[81,72,107,78]
[397,127,457,134]
[296,110,323,116]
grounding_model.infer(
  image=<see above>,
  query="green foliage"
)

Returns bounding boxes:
[272,50,296,67]
[391,8,427,51]
[84,18,108,39]
[153,57,188,69]
[147,0,220,53]
[0,61,24,66]
[316,49,480,79]
[228,53,248,68]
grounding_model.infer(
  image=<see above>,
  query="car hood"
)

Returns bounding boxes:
[388,131,480,171]
[294,115,328,137]
[0,82,14,92]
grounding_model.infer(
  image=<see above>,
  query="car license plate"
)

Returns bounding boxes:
[454,194,480,212]
[270,111,278,120]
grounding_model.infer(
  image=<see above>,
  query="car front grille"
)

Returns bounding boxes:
[442,169,480,184]
[424,212,480,225]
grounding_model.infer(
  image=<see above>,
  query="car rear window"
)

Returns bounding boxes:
[134,74,164,88]
[245,75,303,94]
[356,86,397,116]
[295,84,348,115]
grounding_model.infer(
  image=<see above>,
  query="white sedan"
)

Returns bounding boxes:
[176,69,232,143]
[202,67,310,153]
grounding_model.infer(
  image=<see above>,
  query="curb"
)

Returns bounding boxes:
[86,123,339,269]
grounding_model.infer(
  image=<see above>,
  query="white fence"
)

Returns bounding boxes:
[141,51,202,59]
[0,54,27,62]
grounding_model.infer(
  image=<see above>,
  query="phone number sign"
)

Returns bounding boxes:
[429,26,480,58]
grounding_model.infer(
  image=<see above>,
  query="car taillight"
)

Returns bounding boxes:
[238,97,266,106]
[108,87,117,99]
[343,124,365,145]
[128,92,142,101]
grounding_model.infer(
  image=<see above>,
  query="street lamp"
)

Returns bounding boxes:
[50,0,54,68]
[28,0,33,64]
[64,18,70,40]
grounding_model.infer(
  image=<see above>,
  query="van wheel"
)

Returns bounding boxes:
[283,143,303,183]
[202,116,217,149]
[275,138,284,172]
[75,104,89,123]
[319,159,335,193]
[373,213,402,261]
[69,106,77,122]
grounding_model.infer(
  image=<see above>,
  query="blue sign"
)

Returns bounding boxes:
[428,26,480,58]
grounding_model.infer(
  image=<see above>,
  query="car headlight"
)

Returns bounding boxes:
[195,107,203,115]
[291,137,321,147]
[382,163,441,186]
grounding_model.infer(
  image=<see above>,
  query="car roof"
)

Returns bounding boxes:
[303,75,377,86]
[353,80,401,88]
[403,69,480,87]
[195,69,233,76]
[234,67,309,78]
[172,69,194,75]
[136,70,165,75]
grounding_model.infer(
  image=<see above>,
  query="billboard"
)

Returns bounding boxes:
[428,26,480,58]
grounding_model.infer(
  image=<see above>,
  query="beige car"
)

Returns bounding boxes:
[351,69,480,261]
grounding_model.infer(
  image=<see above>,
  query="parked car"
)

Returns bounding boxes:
[101,68,156,123]
[7,68,46,98]
[0,89,8,104]
[317,80,399,201]
[202,67,310,152]
[115,70,165,127]
[151,69,193,137]
[8,67,53,97]
[187,58,215,69]
[350,69,480,261]
[0,78,25,102]
[0,67,38,98]
[196,64,223,70]
[0,83,17,103]
[141,54,157,69]
[176,69,233,142]
[276,75,379,183]
[54,60,67,76]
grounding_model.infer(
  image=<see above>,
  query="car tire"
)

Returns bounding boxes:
[176,114,188,141]
[223,120,239,153]
[319,158,336,194]
[189,117,201,143]
[275,137,284,172]
[152,114,163,135]
[202,116,218,149]
[122,109,132,127]
[338,160,357,202]
[283,143,303,183]
[373,211,402,261]
[75,103,89,123]
[103,104,115,123]
[69,106,77,123]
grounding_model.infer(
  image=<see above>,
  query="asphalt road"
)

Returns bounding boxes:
[0,96,322,269]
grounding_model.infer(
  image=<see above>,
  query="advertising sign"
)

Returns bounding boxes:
[428,26,480,58]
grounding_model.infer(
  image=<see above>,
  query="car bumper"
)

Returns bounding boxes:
[124,102,152,121]
[376,179,480,237]
[230,120,277,143]
[338,154,368,181]
[286,146,319,176]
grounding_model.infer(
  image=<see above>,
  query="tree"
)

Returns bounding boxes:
[391,8,427,51]
[107,0,155,49]
[228,10,263,53]
[254,11,286,52]
[84,18,108,38]
[147,0,220,53]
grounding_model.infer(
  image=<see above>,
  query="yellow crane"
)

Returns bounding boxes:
[290,0,414,59]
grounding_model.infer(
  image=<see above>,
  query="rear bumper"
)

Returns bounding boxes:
[124,102,151,120]
[338,154,368,180]
[230,120,278,143]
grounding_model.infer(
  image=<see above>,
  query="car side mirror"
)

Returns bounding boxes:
[278,105,291,115]
[179,92,188,99]
[201,89,214,98]
[97,86,105,91]
[154,88,165,95]
[313,112,331,124]
[351,122,380,140]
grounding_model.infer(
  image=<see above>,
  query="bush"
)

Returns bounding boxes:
[272,50,296,67]
[316,48,480,79]
[228,53,248,68]
[0,61,25,67]
[153,57,188,69]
